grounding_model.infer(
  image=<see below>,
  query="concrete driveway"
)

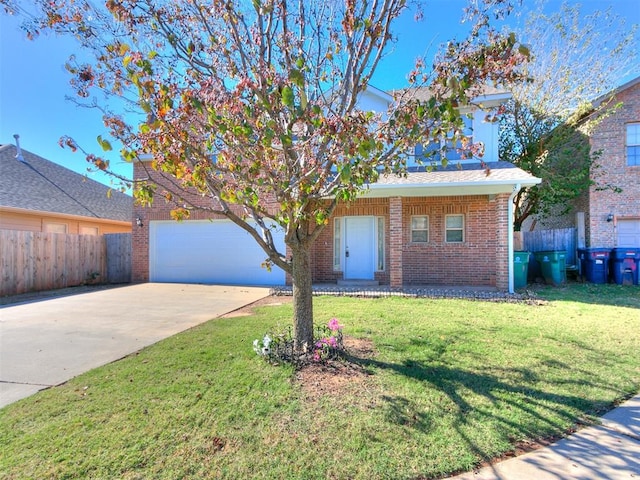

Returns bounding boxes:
[0,283,270,408]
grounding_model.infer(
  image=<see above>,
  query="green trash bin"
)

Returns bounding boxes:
[513,251,530,289]
[534,250,566,286]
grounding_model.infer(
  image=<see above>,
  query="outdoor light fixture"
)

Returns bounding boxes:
[606,213,614,223]
[136,216,144,228]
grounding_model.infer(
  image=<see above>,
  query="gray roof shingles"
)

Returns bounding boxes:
[390,84,508,103]
[0,144,132,222]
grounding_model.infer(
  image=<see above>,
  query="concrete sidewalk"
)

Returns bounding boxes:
[447,394,640,479]
[0,283,269,408]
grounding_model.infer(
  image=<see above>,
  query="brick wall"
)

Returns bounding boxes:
[527,194,587,231]
[310,195,504,288]
[389,197,402,288]
[588,81,640,247]
[494,193,510,290]
[401,195,500,287]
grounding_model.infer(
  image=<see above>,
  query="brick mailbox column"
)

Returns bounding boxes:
[389,196,403,289]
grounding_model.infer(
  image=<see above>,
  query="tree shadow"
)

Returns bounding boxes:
[345,349,629,467]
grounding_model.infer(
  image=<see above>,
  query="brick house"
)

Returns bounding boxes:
[132,87,540,292]
[586,76,640,248]
[525,76,640,248]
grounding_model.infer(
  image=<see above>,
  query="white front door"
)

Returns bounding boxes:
[344,217,376,280]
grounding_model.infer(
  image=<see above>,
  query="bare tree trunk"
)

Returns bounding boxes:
[290,243,314,353]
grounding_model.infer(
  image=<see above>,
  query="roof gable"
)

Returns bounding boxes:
[0,144,132,222]
[592,75,640,108]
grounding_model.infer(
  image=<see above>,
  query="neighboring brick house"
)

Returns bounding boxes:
[586,76,640,248]
[132,86,540,292]
[0,138,132,235]
[524,76,640,248]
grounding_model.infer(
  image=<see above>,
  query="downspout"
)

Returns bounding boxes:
[507,184,521,294]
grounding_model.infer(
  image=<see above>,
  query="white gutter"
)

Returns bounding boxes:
[507,183,521,294]
[363,179,539,199]
[368,178,539,190]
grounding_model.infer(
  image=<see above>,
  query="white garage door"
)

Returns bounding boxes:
[150,220,286,286]
[617,219,640,247]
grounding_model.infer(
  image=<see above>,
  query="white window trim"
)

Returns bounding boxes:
[627,122,640,167]
[445,214,465,243]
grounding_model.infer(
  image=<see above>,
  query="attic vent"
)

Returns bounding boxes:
[13,134,26,163]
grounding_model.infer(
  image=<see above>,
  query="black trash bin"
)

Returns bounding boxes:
[577,248,611,284]
[610,248,640,285]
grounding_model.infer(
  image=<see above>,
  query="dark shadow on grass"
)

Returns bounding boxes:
[381,394,433,431]
[345,350,628,469]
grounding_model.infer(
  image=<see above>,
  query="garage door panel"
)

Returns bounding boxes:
[617,219,640,247]
[150,220,285,286]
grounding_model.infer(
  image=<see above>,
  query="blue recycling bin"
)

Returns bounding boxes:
[610,248,640,285]
[577,248,611,284]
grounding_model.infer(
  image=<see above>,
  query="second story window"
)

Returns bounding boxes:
[414,116,474,165]
[627,123,640,166]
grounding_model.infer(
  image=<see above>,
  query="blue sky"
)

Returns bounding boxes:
[1,0,638,189]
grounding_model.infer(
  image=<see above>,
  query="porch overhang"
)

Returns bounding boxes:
[363,179,540,198]
[361,161,541,199]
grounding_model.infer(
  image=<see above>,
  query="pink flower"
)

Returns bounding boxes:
[327,336,337,347]
[327,318,343,332]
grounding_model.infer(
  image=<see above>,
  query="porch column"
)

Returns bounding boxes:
[389,196,403,289]
[495,192,510,291]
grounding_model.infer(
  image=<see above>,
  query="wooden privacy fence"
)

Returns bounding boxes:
[105,233,132,284]
[522,227,577,267]
[0,230,131,297]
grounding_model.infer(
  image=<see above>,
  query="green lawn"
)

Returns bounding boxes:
[1,284,639,479]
